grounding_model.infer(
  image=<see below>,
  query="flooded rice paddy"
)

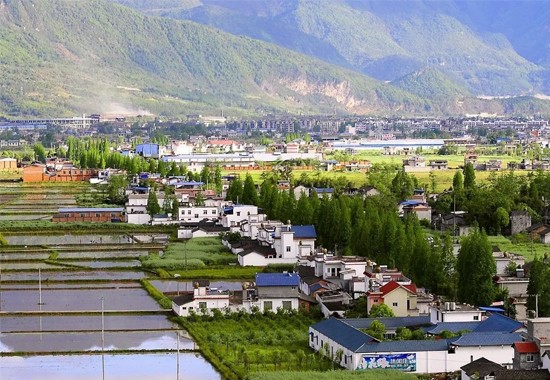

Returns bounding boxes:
[0,352,221,380]
[0,186,220,379]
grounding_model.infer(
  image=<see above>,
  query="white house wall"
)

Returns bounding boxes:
[449,345,515,371]
[127,213,151,225]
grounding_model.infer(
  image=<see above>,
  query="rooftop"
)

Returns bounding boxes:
[451,332,522,347]
[255,272,300,287]
[460,357,503,377]
[58,207,124,213]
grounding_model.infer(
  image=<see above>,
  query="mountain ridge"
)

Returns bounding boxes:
[119,0,549,97]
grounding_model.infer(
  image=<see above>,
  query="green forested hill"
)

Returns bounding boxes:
[0,0,435,117]
[118,0,549,97]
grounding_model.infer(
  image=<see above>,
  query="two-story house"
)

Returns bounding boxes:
[242,273,302,312]
[366,280,419,317]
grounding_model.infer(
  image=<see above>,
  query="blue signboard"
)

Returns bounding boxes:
[360,353,416,372]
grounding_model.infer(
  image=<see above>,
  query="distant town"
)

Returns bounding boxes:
[3,112,550,380]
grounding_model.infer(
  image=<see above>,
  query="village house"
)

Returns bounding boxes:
[52,207,125,223]
[172,280,230,317]
[233,223,317,266]
[0,157,17,170]
[513,341,540,370]
[527,223,550,244]
[242,273,305,312]
[366,281,419,317]
[429,159,448,170]
[461,357,550,380]
[308,316,523,373]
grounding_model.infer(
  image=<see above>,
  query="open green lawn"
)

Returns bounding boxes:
[141,237,237,269]
[487,235,550,262]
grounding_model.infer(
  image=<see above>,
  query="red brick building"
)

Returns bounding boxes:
[23,164,96,182]
[52,208,125,223]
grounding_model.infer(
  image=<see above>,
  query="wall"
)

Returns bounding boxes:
[384,288,409,317]
[450,345,515,371]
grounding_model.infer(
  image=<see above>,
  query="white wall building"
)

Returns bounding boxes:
[172,281,230,317]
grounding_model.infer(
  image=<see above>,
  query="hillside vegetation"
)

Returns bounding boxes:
[0,0,434,117]
[119,0,550,97]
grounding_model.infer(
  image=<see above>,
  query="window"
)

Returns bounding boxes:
[198,302,207,309]
[264,301,272,311]
[374,299,378,303]
[392,302,398,307]
[473,316,479,321]
[203,210,208,215]
[80,213,85,217]
[194,214,199,218]
[282,301,292,310]
[188,210,191,215]
[526,354,535,362]
[286,246,291,252]
[95,213,101,217]
[236,212,241,216]
[344,355,347,364]
[212,210,216,214]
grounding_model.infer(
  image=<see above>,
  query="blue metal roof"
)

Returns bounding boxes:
[426,322,482,335]
[314,188,334,193]
[479,307,505,313]
[58,207,124,213]
[345,316,432,330]
[291,225,317,239]
[357,339,451,353]
[311,318,376,352]
[474,313,523,333]
[255,273,300,287]
[176,181,204,186]
[451,332,522,346]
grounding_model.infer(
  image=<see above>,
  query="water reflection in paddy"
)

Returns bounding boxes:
[0,352,221,380]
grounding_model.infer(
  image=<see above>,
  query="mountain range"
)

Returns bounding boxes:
[0,0,549,118]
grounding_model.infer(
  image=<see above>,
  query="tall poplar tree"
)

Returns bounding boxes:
[457,229,496,306]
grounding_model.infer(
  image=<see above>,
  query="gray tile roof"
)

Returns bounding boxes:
[345,316,432,330]
[426,321,481,334]
[310,318,377,352]
[460,357,503,376]
[451,332,522,347]
[357,339,451,353]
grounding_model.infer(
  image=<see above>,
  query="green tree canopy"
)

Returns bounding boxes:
[457,228,496,306]
[369,303,395,318]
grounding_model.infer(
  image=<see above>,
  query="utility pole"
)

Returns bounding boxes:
[101,297,105,380]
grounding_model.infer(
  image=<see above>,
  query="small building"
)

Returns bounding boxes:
[242,272,301,312]
[0,157,17,170]
[52,207,125,223]
[513,341,540,370]
[135,143,160,159]
[172,280,230,317]
[429,160,448,170]
[366,281,418,317]
[460,357,504,380]
[510,211,531,235]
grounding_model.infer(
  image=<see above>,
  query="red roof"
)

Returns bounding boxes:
[514,341,539,354]
[379,281,416,295]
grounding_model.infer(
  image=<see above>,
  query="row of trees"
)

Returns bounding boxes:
[226,169,504,306]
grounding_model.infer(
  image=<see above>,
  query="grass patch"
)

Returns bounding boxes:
[249,370,419,380]
[168,266,259,280]
[487,235,550,262]
[0,220,176,233]
[140,278,172,309]
[141,238,236,270]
